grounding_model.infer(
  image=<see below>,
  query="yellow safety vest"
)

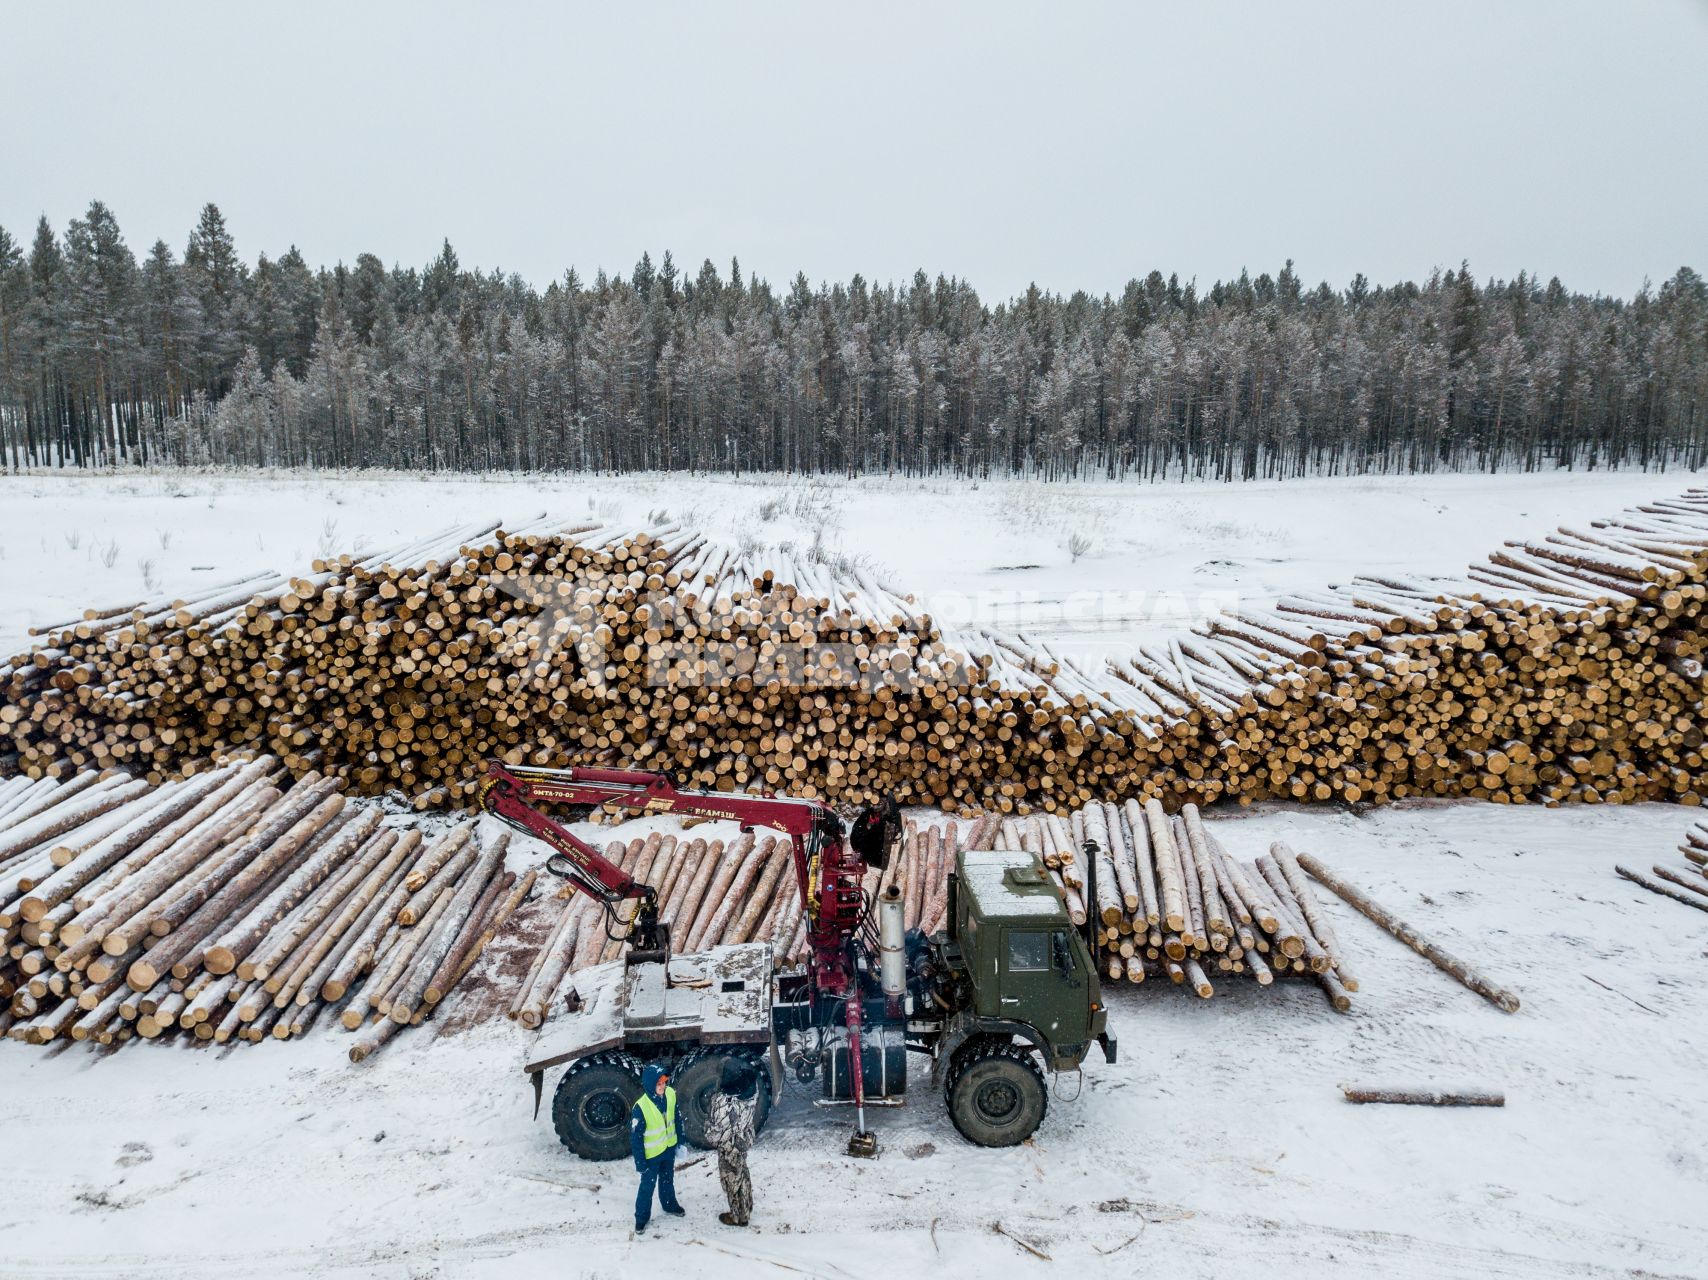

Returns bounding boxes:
[636,1087,677,1159]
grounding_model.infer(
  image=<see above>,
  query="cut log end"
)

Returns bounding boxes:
[126,961,159,992]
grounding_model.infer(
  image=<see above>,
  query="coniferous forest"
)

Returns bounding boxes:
[0,200,1703,479]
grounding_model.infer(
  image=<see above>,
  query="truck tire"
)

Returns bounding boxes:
[675,1049,774,1149]
[945,1039,1047,1148]
[551,1051,642,1161]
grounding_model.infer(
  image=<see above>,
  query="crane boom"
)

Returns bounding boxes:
[477,761,895,995]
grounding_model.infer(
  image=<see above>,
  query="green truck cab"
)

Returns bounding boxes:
[921,847,1116,1146]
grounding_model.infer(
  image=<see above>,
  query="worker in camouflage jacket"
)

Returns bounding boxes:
[630,1062,686,1233]
[703,1058,759,1226]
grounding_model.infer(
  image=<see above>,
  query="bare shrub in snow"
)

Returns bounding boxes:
[805,529,873,579]
[64,530,82,551]
[99,539,120,568]
[788,480,844,530]
[316,518,340,560]
[139,558,159,592]
[157,529,173,550]
[1069,532,1093,562]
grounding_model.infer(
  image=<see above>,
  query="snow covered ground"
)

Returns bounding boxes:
[2,467,1704,660]
[2,801,1704,1279]
[3,467,1707,1278]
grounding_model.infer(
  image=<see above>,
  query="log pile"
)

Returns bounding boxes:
[890,805,1359,1010]
[1615,818,1708,916]
[0,763,517,1051]
[1,490,1706,817]
[0,758,1385,1053]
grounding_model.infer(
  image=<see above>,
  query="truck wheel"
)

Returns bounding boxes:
[552,1052,642,1161]
[945,1040,1047,1147]
[675,1050,774,1149]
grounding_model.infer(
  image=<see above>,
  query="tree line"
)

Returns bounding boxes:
[0,200,1704,479]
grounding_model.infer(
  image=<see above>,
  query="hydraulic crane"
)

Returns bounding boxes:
[479,760,1113,1158]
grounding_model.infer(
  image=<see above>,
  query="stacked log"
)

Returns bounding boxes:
[889,803,1357,1009]
[20,762,1584,1039]
[5,491,1708,815]
[1297,850,1513,1012]
[0,764,514,1050]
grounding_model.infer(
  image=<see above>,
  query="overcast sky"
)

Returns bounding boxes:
[4,1,1704,302]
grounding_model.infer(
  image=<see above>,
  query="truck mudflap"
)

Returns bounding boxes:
[1097,1031,1118,1064]
[768,1034,785,1103]
[531,1069,544,1120]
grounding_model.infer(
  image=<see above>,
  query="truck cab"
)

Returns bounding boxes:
[917,847,1114,1145]
[952,848,1107,1069]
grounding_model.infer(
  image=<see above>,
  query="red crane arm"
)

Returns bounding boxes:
[485,763,831,838]
[478,766,661,910]
[476,762,877,995]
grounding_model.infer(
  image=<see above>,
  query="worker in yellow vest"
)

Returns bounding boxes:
[630,1062,686,1233]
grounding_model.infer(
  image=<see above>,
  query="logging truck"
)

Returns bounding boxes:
[480,762,1116,1157]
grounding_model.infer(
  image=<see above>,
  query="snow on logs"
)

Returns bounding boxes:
[0,765,519,1050]
[7,491,1708,816]
[5,492,1708,815]
[858,805,1357,1010]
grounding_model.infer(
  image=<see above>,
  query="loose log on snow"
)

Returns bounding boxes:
[728,842,790,946]
[682,835,754,953]
[1299,852,1520,1012]
[1650,864,1708,900]
[1180,806,1229,940]
[1617,865,1708,915]
[693,838,770,955]
[1340,1086,1505,1107]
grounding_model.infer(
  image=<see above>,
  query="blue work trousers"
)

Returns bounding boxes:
[635,1147,680,1228]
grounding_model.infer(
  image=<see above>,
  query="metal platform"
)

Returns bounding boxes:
[522,942,775,1076]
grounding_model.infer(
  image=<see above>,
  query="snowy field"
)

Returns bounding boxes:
[2,467,1704,660]
[1,802,1704,1279]
[2,467,1707,1278]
